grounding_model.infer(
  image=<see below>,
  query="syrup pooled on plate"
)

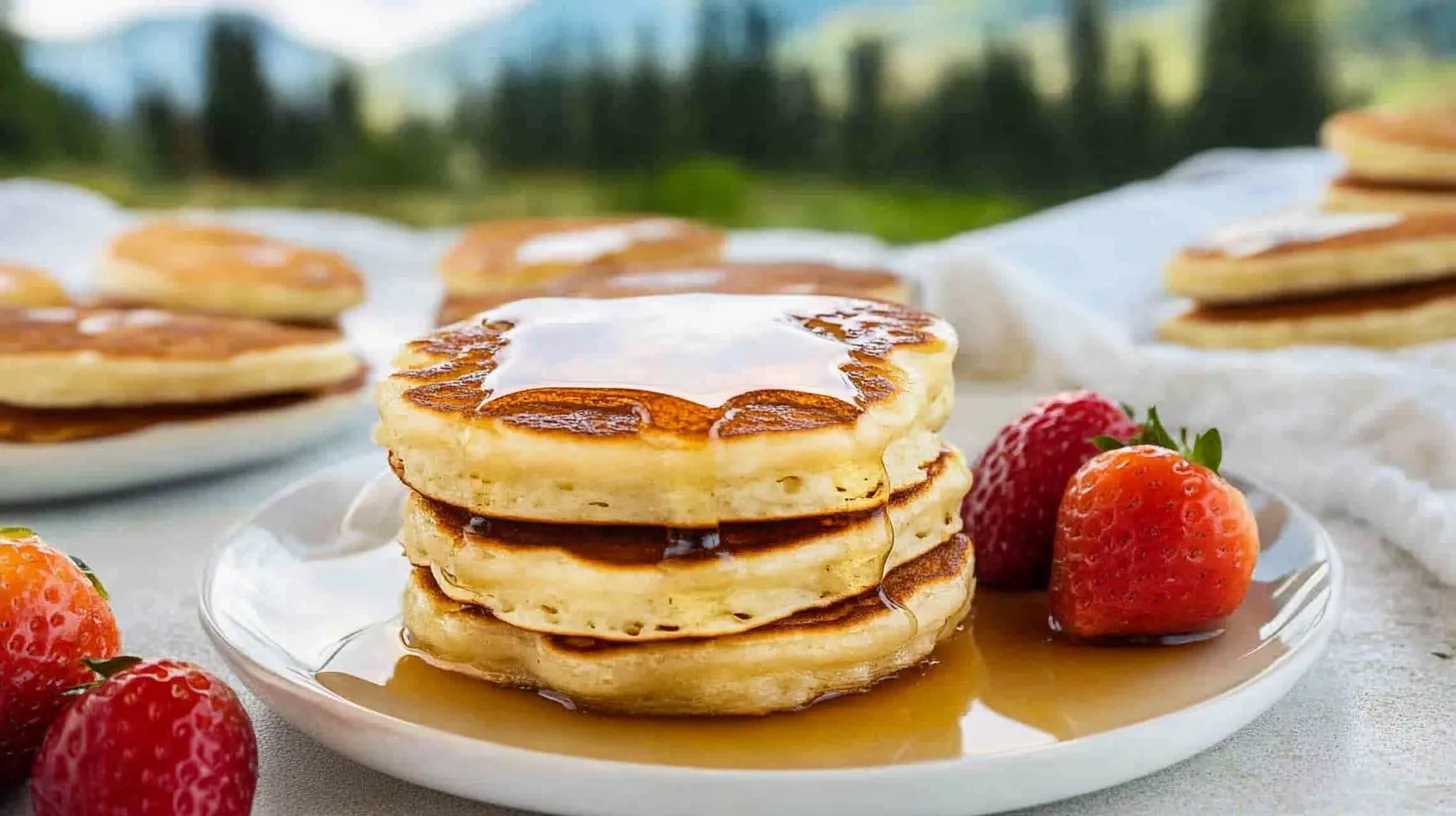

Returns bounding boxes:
[317,582,1295,770]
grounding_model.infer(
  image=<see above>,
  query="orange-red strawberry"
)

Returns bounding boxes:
[962,390,1138,588]
[30,658,258,816]
[1049,411,1259,639]
[0,528,120,784]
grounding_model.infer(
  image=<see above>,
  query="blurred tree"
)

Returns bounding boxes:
[976,42,1066,192]
[325,71,365,152]
[625,28,673,169]
[842,38,889,179]
[778,67,825,170]
[1066,0,1115,187]
[729,2,780,166]
[1117,43,1163,179]
[275,104,326,175]
[1185,0,1333,150]
[201,15,277,178]
[918,63,980,185]
[526,40,574,167]
[486,61,532,167]
[686,0,732,156]
[135,89,189,179]
[581,41,626,170]
[0,10,38,159]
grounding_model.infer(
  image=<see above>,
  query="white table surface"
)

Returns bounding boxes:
[2,387,1453,816]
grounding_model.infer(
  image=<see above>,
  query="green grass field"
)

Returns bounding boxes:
[27,164,1037,243]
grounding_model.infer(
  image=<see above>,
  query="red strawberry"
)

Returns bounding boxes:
[1049,410,1260,640]
[0,528,120,784]
[30,658,258,816]
[962,390,1138,588]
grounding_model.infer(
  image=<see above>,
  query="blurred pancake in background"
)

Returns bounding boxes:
[438,216,723,297]
[95,221,366,326]
[437,260,913,324]
[1321,107,1456,214]
[0,263,69,307]
[1323,175,1456,215]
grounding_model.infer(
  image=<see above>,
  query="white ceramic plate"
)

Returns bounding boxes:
[0,387,370,504]
[201,454,1341,816]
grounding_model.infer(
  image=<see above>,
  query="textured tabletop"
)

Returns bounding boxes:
[2,389,1454,816]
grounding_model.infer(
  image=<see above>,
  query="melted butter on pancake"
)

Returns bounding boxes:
[396,293,945,438]
[0,306,344,360]
[515,219,684,266]
[1191,209,1403,258]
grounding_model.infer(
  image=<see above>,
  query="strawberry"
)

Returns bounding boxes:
[0,528,120,784]
[962,390,1139,588]
[30,658,258,816]
[1049,409,1260,640]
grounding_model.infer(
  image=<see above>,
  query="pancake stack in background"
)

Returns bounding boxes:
[1159,210,1456,350]
[95,221,367,329]
[374,293,973,715]
[0,307,365,444]
[0,264,70,307]
[434,215,914,325]
[1321,107,1456,214]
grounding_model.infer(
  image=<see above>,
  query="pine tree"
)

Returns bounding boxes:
[730,2,780,166]
[201,15,277,179]
[919,63,981,186]
[977,42,1065,192]
[1185,0,1333,151]
[581,41,624,170]
[1067,0,1114,186]
[487,62,531,168]
[325,70,364,151]
[686,0,731,156]
[1119,43,1162,179]
[135,89,188,179]
[625,28,672,169]
[778,67,825,170]
[842,38,889,179]
[0,10,34,159]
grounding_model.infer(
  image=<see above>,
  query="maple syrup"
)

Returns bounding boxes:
[316,581,1288,771]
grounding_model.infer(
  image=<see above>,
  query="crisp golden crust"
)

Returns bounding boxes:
[1158,278,1456,350]
[1321,108,1456,184]
[0,264,69,307]
[437,262,913,324]
[0,368,368,443]
[1165,210,1456,304]
[1323,176,1456,215]
[438,216,724,296]
[390,294,947,439]
[97,221,365,321]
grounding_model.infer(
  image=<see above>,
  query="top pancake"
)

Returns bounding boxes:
[0,263,69,307]
[438,216,724,297]
[0,306,362,408]
[96,221,366,322]
[1165,209,1456,304]
[437,261,912,324]
[1322,108,1456,185]
[376,293,957,526]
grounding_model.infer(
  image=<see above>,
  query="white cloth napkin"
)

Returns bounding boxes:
[908,148,1456,586]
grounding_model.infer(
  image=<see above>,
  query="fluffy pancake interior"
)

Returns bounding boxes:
[402,533,974,716]
[402,445,969,641]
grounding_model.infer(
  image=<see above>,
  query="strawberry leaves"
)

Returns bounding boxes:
[1092,405,1223,474]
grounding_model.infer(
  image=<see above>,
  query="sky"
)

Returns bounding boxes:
[8,0,532,60]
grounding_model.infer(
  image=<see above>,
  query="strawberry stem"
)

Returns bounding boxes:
[1089,405,1224,473]
[0,527,35,539]
[83,656,142,679]
[69,556,110,601]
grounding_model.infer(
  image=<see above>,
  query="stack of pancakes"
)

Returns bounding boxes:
[1159,210,1456,350]
[375,293,974,715]
[95,221,366,329]
[0,264,70,308]
[0,307,365,444]
[1322,108,1456,215]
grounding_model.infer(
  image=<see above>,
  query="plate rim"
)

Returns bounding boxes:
[199,451,1344,782]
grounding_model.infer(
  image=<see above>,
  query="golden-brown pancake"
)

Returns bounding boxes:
[438,216,724,297]
[401,446,969,641]
[437,261,913,324]
[96,221,366,323]
[402,533,975,715]
[1159,277,1456,350]
[1323,175,1456,215]
[0,263,69,307]
[374,294,957,526]
[0,306,362,408]
[1164,209,1456,304]
[1322,108,1456,185]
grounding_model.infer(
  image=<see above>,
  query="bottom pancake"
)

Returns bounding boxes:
[0,368,369,443]
[1158,277,1456,350]
[1324,176,1456,216]
[402,533,974,716]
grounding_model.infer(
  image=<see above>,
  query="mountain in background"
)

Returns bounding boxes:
[18,0,1456,125]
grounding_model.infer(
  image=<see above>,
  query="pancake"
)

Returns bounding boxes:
[375,294,958,526]
[1323,175,1456,215]
[1159,276,1456,350]
[0,368,368,443]
[96,221,366,323]
[0,264,69,307]
[1321,108,1456,185]
[0,307,362,408]
[402,445,969,641]
[402,533,974,716]
[439,216,724,297]
[1164,209,1456,304]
